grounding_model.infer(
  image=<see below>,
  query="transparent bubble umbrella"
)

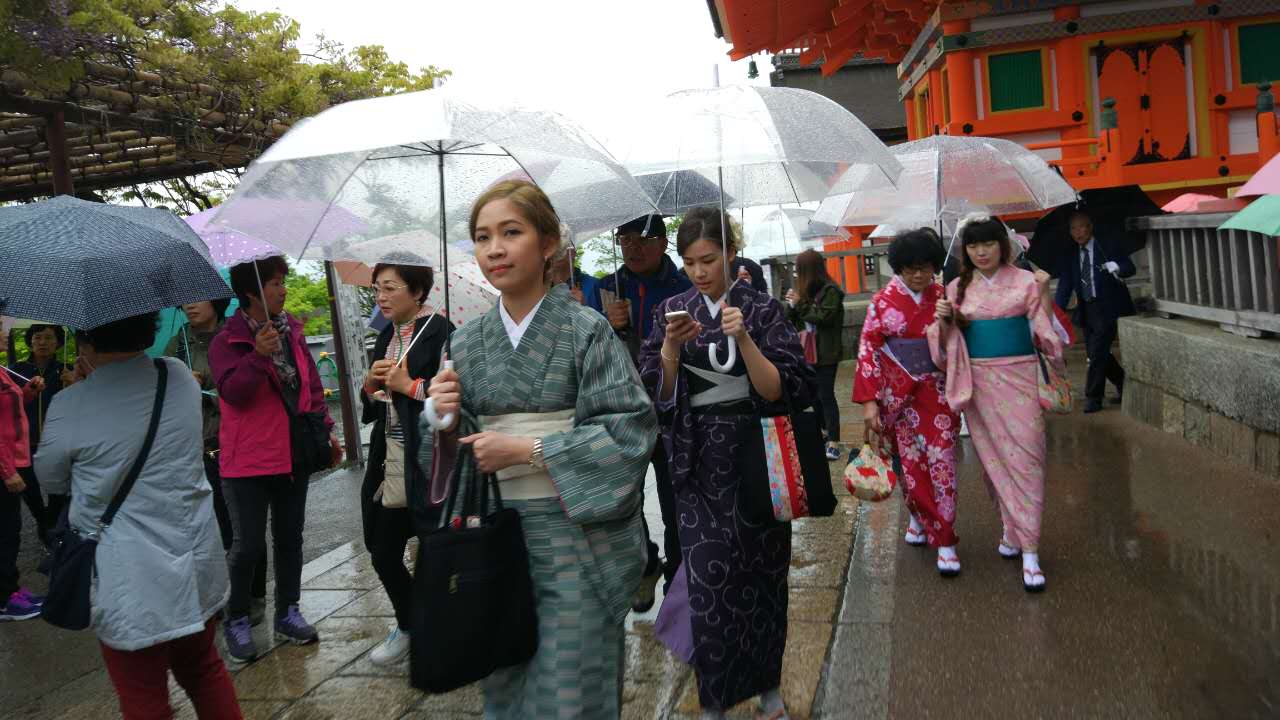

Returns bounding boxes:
[211,88,656,428]
[814,135,1077,259]
[619,85,902,371]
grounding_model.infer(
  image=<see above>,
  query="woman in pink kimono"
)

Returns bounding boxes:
[928,215,1064,592]
[854,229,962,577]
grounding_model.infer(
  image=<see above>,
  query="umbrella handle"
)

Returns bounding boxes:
[707,336,737,373]
[422,359,457,431]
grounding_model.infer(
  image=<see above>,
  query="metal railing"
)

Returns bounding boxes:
[1132,213,1280,337]
[761,244,894,300]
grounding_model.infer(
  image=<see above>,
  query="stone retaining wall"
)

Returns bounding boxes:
[1119,316,1280,478]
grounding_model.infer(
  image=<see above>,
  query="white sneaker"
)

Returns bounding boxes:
[369,627,411,666]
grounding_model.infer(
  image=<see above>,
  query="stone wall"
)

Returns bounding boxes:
[1119,316,1280,478]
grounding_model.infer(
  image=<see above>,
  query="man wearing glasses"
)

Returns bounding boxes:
[589,215,690,612]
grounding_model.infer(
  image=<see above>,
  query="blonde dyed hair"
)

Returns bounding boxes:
[469,180,565,256]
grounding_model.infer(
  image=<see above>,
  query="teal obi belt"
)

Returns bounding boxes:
[962,317,1034,358]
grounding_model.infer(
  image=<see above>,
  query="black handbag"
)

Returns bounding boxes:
[287,409,331,478]
[739,392,836,525]
[409,416,538,694]
[42,359,167,631]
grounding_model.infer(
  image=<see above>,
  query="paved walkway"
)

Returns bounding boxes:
[5,351,1279,718]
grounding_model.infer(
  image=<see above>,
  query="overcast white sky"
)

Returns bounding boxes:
[234,0,767,149]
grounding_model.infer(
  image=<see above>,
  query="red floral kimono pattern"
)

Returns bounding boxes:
[854,277,961,547]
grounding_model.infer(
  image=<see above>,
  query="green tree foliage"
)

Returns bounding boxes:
[284,266,332,337]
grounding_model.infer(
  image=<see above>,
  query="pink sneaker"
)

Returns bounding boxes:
[0,591,42,621]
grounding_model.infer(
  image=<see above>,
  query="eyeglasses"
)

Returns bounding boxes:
[371,282,407,296]
[616,234,665,249]
[900,266,935,277]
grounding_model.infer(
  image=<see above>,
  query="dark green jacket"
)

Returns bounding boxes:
[788,283,845,366]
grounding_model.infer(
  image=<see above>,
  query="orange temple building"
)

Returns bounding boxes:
[709,0,1280,287]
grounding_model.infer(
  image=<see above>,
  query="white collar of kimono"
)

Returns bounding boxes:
[498,294,547,349]
[977,265,1009,287]
[701,292,729,318]
[891,275,923,304]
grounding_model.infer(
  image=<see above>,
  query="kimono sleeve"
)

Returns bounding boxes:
[637,300,676,411]
[1027,277,1065,362]
[752,296,815,410]
[542,319,658,525]
[852,295,887,404]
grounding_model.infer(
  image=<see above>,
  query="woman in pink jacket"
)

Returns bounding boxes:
[1,317,45,621]
[208,257,341,664]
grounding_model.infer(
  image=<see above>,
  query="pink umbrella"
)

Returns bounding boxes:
[1237,153,1280,198]
[1163,193,1220,213]
[185,207,282,267]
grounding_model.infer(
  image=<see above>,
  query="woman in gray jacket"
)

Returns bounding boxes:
[37,311,242,719]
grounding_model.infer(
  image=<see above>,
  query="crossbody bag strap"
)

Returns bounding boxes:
[98,359,168,529]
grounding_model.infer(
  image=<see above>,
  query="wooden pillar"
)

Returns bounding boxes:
[323,261,362,466]
[942,19,977,133]
[44,110,74,196]
[1258,83,1278,164]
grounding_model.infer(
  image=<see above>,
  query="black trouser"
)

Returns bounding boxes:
[0,482,20,599]
[205,456,266,601]
[223,473,308,620]
[815,363,841,443]
[644,440,681,588]
[368,506,415,631]
[1081,301,1125,402]
[17,465,48,545]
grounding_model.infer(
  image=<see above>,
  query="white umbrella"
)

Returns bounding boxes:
[620,85,902,370]
[815,135,1077,255]
[212,89,656,429]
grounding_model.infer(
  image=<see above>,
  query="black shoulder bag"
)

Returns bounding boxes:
[409,414,538,693]
[282,386,331,479]
[42,359,168,631]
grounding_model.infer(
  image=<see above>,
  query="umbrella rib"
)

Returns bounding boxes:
[296,150,374,261]
[499,144,538,186]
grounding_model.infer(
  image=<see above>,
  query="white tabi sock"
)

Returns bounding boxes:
[1022,552,1045,587]
[908,515,924,534]
[760,688,788,718]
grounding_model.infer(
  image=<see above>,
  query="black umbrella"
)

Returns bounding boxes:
[0,196,231,329]
[1029,185,1164,276]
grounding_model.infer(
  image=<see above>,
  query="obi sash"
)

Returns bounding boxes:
[478,409,575,499]
[962,317,1034,358]
[883,337,939,378]
[686,364,750,408]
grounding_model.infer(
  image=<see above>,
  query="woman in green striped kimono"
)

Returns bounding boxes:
[420,180,657,719]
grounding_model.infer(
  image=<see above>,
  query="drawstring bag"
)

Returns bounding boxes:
[844,439,897,502]
[1036,351,1073,414]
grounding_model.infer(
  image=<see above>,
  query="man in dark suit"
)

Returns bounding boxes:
[1054,210,1136,414]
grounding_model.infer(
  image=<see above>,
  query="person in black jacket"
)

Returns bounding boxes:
[1053,211,1136,413]
[360,263,452,665]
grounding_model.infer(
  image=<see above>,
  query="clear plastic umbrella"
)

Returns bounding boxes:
[212,89,656,429]
[743,207,850,258]
[620,85,902,371]
[814,135,1077,258]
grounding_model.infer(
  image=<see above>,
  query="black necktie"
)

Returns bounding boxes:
[1080,248,1093,301]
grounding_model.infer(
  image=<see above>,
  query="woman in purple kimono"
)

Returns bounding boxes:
[639,207,812,720]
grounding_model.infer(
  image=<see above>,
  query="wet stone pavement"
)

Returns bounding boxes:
[3,349,1278,718]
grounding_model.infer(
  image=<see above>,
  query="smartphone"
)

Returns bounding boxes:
[664,310,692,322]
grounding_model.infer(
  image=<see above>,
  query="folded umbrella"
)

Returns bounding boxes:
[0,196,231,329]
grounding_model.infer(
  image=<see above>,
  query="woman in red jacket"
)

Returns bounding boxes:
[0,317,45,621]
[208,257,341,664]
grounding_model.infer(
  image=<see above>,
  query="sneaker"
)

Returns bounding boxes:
[824,444,841,461]
[0,591,42,621]
[223,616,257,664]
[369,626,411,666]
[249,597,266,628]
[274,604,319,645]
[15,587,45,606]
[631,568,660,613]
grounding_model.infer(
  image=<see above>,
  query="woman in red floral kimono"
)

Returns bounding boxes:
[854,229,963,576]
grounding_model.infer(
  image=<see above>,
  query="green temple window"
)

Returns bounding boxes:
[988,49,1046,113]
[1239,22,1280,85]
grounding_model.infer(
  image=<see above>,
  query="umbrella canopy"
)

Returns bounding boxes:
[0,196,230,329]
[210,89,656,258]
[185,206,284,266]
[743,207,848,258]
[621,85,902,213]
[814,135,1077,235]
[1162,193,1221,213]
[1236,152,1280,198]
[1218,194,1280,236]
[1029,185,1164,274]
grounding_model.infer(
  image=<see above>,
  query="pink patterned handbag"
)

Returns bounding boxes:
[759,415,811,522]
